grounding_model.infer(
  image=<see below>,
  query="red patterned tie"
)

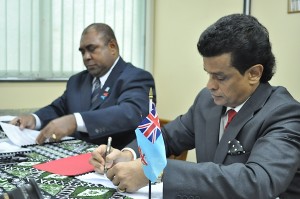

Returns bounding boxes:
[225,109,237,129]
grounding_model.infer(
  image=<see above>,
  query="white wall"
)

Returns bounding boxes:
[153,0,243,120]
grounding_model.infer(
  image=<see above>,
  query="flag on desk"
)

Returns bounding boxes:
[135,102,167,182]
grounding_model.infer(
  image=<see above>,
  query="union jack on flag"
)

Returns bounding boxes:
[137,103,161,143]
[135,101,167,182]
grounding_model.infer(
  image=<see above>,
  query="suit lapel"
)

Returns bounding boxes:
[90,58,126,110]
[213,83,273,163]
[204,105,224,161]
[80,73,93,111]
[213,106,254,163]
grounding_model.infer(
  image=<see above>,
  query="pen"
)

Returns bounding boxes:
[104,136,112,173]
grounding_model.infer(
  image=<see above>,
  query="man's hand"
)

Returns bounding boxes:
[9,114,36,130]
[36,114,76,144]
[89,145,134,174]
[106,159,148,192]
[89,145,113,174]
[89,145,147,192]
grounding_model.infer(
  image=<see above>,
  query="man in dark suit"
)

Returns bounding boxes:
[10,23,156,149]
[90,14,300,198]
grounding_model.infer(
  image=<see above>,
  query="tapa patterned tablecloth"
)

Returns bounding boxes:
[0,139,132,199]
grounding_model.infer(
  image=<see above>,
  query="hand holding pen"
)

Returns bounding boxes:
[104,137,112,173]
[89,137,134,174]
[89,141,115,174]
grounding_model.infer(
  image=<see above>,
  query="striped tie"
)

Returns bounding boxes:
[90,78,101,109]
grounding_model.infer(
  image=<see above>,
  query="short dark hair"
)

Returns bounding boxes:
[197,14,276,83]
[82,23,119,49]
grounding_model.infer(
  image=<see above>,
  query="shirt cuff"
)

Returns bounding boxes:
[74,113,88,133]
[32,114,41,130]
[121,147,137,161]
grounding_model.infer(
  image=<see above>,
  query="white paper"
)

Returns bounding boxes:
[0,115,16,122]
[0,139,31,153]
[0,122,40,146]
[76,172,163,199]
[76,172,115,188]
[0,122,74,147]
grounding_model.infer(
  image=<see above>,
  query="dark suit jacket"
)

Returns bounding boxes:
[35,57,156,149]
[162,83,300,199]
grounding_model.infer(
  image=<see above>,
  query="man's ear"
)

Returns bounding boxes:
[248,64,263,84]
[108,39,118,55]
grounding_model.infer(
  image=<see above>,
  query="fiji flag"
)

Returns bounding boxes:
[135,102,167,182]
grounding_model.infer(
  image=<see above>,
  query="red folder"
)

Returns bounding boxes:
[33,153,94,176]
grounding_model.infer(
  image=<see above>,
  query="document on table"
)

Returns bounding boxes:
[0,122,41,146]
[0,115,16,122]
[0,122,74,147]
[0,139,31,154]
[76,172,163,199]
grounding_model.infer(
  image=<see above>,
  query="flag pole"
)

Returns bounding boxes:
[149,180,151,199]
[148,87,153,199]
[149,87,153,110]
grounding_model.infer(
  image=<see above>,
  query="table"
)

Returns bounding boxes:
[0,139,132,199]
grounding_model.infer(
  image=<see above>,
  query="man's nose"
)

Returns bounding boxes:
[206,77,218,90]
[83,52,91,61]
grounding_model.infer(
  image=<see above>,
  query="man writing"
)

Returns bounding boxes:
[11,23,156,149]
[90,14,300,198]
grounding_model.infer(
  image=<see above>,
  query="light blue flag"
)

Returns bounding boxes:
[135,102,167,182]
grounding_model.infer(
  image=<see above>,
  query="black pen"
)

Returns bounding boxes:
[104,137,112,173]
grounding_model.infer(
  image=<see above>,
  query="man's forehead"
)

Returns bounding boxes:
[80,32,104,46]
[203,62,229,73]
[203,67,226,75]
[203,55,233,72]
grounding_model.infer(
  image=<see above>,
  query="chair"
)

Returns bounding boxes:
[160,118,188,161]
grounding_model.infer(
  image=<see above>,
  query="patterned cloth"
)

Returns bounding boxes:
[0,139,132,199]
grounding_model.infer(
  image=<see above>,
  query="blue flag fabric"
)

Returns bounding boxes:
[135,102,167,182]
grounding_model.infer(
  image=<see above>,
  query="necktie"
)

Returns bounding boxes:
[90,78,101,109]
[224,109,237,129]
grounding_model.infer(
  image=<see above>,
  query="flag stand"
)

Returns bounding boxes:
[148,180,151,199]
